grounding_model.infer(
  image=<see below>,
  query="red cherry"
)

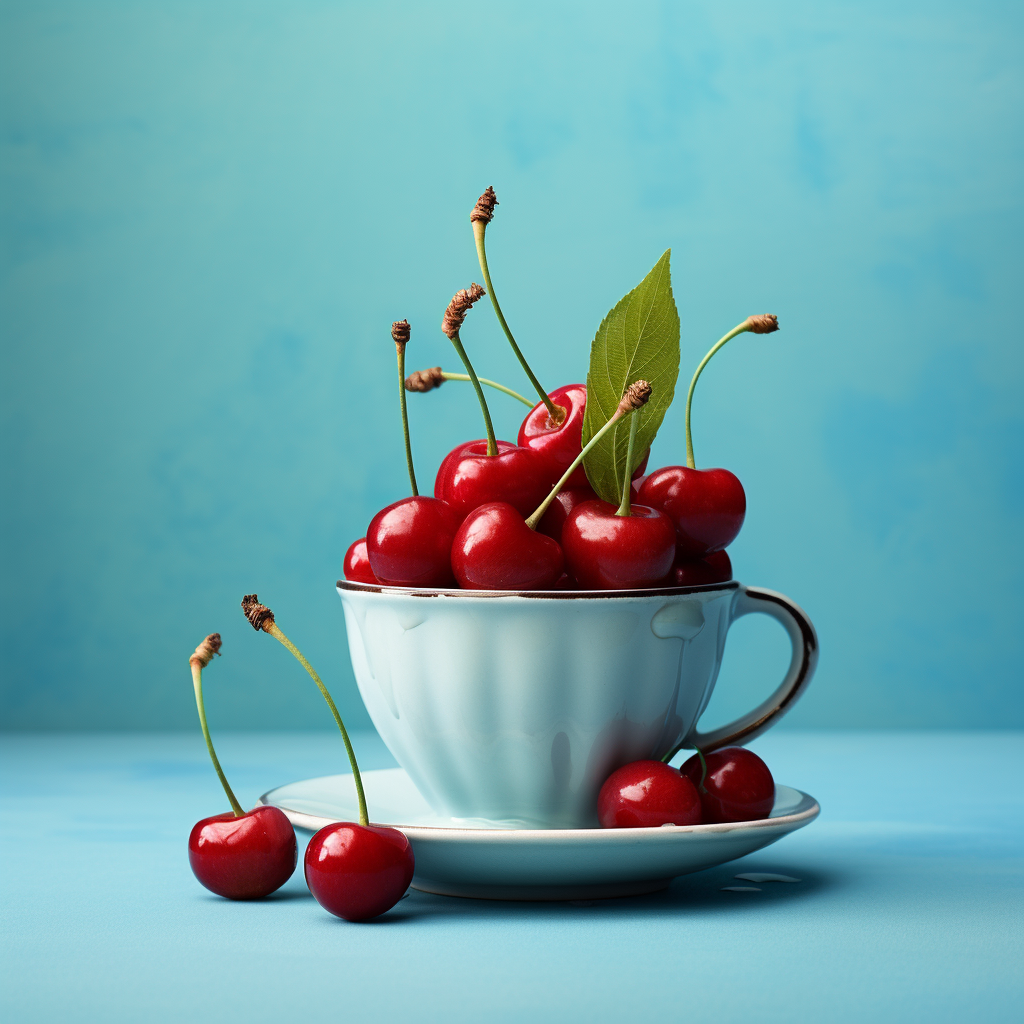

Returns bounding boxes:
[304,822,415,921]
[638,466,746,558]
[518,384,590,486]
[562,500,676,590]
[670,549,733,587]
[598,760,702,828]
[366,496,460,587]
[188,806,297,900]
[434,439,554,521]
[680,747,775,822]
[537,485,598,542]
[343,538,378,585]
[452,502,564,591]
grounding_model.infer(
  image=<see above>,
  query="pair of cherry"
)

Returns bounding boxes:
[597,747,775,827]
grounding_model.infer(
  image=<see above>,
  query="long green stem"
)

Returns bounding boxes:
[616,410,641,516]
[685,321,750,468]
[448,331,497,457]
[525,408,628,529]
[473,220,561,423]
[397,345,418,495]
[191,663,244,817]
[441,372,534,408]
[268,623,368,827]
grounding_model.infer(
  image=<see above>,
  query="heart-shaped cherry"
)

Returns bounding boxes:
[669,549,733,587]
[304,822,415,922]
[343,538,378,585]
[366,496,460,587]
[189,806,297,900]
[187,633,297,899]
[536,484,598,542]
[452,502,564,590]
[638,466,745,558]
[598,760,702,828]
[680,747,775,822]
[562,500,676,590]
[434,439,554,521]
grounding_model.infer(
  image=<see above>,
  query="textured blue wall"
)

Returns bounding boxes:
[1,1,1021,731]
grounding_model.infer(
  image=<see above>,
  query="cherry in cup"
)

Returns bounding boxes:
[598,760,702,828]
[187,633,297,899]
[343,538,378,585]
[669,549,733,587]
[242,595,413,920]
[680,747,775,823]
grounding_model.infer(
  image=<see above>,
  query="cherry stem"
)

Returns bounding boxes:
[685,320,751,469]
[473,219,562,424]
[448,330,498,457]
[441,372,534,408]
[191,661,245,817]
[266,622,369,827]
[615,409,641,517]
[524,406,627,530]
[694,748,708,791]
[396,344,418,496]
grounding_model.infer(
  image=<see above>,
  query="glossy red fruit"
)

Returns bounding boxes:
[537,485,598,542]
[343,538,378,585]
[670,550,733,587]
[366,496,460,587]
[680,747,775,823]
[304,822,415,922]
[452,502,564,590]
[598,760,702,828]
[562,500,676,590]
[188,805,297,900]
[434,439,554,521]
[518,384,590,486]
[638,466,746,558]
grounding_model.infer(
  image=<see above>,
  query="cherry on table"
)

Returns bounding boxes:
[343,538,378,585]
[598,760,702,828]
[366,495,460,587]
[304,822,415,921]
[680,747,775,822]
[189,805,297,900]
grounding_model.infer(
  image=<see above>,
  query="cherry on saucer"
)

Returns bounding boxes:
[598,760,702,828]
[680,747,775,822]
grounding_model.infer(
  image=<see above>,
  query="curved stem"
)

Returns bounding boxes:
[525,408,626,529]
[397,345,418,495]
[473,220,561,423]
[441,372,534,408]
[615,410,640,516]
[267,623,368,827]
[448,331,497,457]
[191,663,244,817]
[685,321,750,468]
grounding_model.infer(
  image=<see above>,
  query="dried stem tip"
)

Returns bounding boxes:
[471,186,498,224]
[405,366,445,392]
[391,319,411,346]
[241,594,275,632]
[189,633,222,669]
[746,314,779,334]
[617,380,652,415]
[442,282,486,338]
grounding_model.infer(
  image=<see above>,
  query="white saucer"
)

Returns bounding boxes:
[260,768,820,901]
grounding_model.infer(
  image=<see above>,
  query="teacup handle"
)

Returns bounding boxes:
[687,586,818,752]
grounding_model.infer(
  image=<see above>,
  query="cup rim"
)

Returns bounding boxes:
[336,579,740,600]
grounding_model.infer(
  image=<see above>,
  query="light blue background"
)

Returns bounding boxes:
[2,1,1021,731]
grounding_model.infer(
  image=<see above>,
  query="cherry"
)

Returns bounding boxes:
[680,747,775,822]
[434,439,554,521]
[518,383,589,486]
[669,549,733,587]
[537,484,598,542]
[366,496,460,587]
[343,538,378,585]
[187,633,297,900]
[189,806,297,900]
[638,466,745,558]
[598,760,702,828]
[562,500,676,590]
[452,502,564,590]
[304,822,415,922]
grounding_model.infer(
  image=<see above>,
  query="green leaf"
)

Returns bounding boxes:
[582,250,680,503]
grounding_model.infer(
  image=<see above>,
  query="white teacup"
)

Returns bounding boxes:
[337,580,817,828]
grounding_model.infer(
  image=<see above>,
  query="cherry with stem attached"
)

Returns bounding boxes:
[679,746,776,823]
[187,634,297,900]
[639,315,778,558]
[242,596,414,921]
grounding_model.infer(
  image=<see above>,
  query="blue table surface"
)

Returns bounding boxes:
[1,730,1021,1023]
